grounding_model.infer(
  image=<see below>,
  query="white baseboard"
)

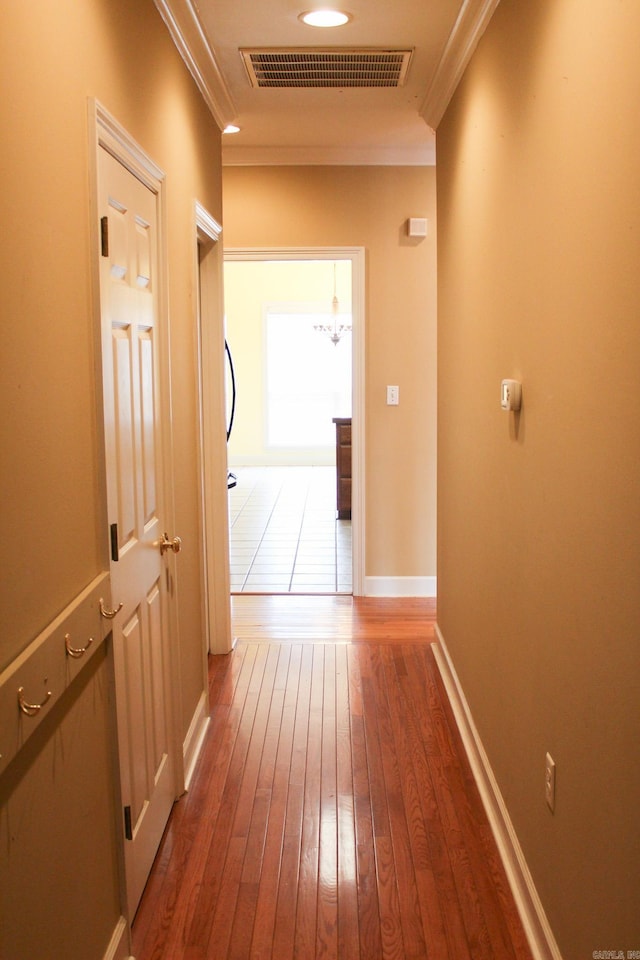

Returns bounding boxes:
[432,626,563,960]
[102,916,132,960]
[182,690,210,792]
[364,576,437,597]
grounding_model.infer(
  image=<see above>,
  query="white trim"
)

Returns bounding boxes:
[421,0,501,129]
[101,916,132,960]
[153,0,235,130]
[196,203,222,244]
[92,105,165,187]
[224,247,366,597]
[432,625,563,960]
[364,576,437,598]
[195,202,233,656]
[182,690,210,791]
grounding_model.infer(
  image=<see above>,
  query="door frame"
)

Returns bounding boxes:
[88,99,185,807]
[224,247,365,596]
[194,203,233,656]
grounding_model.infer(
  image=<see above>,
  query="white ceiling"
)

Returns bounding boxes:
[154,0,499,166]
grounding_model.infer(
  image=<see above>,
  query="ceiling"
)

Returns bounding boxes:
[154,0,499,166]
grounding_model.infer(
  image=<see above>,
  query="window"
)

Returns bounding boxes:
[266,310,351,447]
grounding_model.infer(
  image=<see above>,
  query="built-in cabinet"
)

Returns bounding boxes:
[333,417,352,519]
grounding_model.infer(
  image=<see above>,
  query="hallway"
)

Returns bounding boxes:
[132,596,532,960]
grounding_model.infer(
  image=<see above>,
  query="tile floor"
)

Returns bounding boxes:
[228,466,352,594]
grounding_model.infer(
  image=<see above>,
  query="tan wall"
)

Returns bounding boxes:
[0,0,221,953]
[223,166,437,580]
[436,0,640,955]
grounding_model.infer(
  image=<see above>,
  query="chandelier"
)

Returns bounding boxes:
[314,262,352,345]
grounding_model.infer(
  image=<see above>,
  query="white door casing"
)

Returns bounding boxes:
[194,204,233,657]
[96,130,179,921]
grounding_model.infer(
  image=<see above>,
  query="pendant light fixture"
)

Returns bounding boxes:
[314,262,352,345]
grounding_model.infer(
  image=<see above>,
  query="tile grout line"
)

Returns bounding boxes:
[244,472,294,592]
[288,469,313,593]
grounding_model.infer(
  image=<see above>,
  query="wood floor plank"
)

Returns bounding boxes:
[249,643,303,959]
[335,644,360,960]
[400,646,476,960]
[425,647,523,960]
[232,644,282,840]
[369,644,427,960]
[133,596,534,960]
[317,644,338,959]
[357,648,391,840]
[132,643,257,960]
[208,645,283,957]
[294,645,324,958]
[358,647,405,960]
[429,751,496,960]
[204,835,246,959]
[271,643,314,959]
[381,645,449,959]
[231,595,436,643]
[184,644,274,957]
[348,647,383,960]
[373,835,405,960]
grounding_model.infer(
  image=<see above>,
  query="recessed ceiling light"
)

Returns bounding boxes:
[299,10,351,27]
[223,124,241,134]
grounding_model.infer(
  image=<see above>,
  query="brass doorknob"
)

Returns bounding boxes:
[160,532,182,555]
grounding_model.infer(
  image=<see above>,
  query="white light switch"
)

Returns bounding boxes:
[387,385,399,405]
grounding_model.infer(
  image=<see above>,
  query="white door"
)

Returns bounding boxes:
[98,146,177,920]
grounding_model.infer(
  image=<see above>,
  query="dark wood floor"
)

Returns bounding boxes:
[132,596,532,960]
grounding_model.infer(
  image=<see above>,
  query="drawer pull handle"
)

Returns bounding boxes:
[18,685,53,717]
[65,633,94,659]
[99,598,123,620]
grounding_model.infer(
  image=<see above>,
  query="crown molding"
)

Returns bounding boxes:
[420,0,501,130]
[154,0,236,130]
[222,142,436,167]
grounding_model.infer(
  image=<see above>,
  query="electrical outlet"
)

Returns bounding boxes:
[387,385,399,406]
[545,752,556,812]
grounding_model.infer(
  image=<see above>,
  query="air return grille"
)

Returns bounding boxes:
[240,48,413,88]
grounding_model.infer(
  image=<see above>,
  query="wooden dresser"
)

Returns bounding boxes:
[332,417,352,519]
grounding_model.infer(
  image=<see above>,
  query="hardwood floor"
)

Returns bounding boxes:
[132,596,532,960]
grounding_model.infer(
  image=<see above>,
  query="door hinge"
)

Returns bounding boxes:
[123,805,133,841]
[110,522,119,562]
[100,216,109,257]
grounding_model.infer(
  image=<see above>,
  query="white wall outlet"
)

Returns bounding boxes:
[545,752,556,812]
[387,385,399,406]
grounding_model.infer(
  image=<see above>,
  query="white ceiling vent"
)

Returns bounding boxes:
[240,48,413,89]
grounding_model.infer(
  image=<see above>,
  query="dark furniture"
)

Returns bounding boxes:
[332,417,352,519]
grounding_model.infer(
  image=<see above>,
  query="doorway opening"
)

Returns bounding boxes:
[223,248,365,595]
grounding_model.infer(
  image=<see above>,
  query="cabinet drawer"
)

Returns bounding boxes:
[338,422,351,444]
[339,443,352,478]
